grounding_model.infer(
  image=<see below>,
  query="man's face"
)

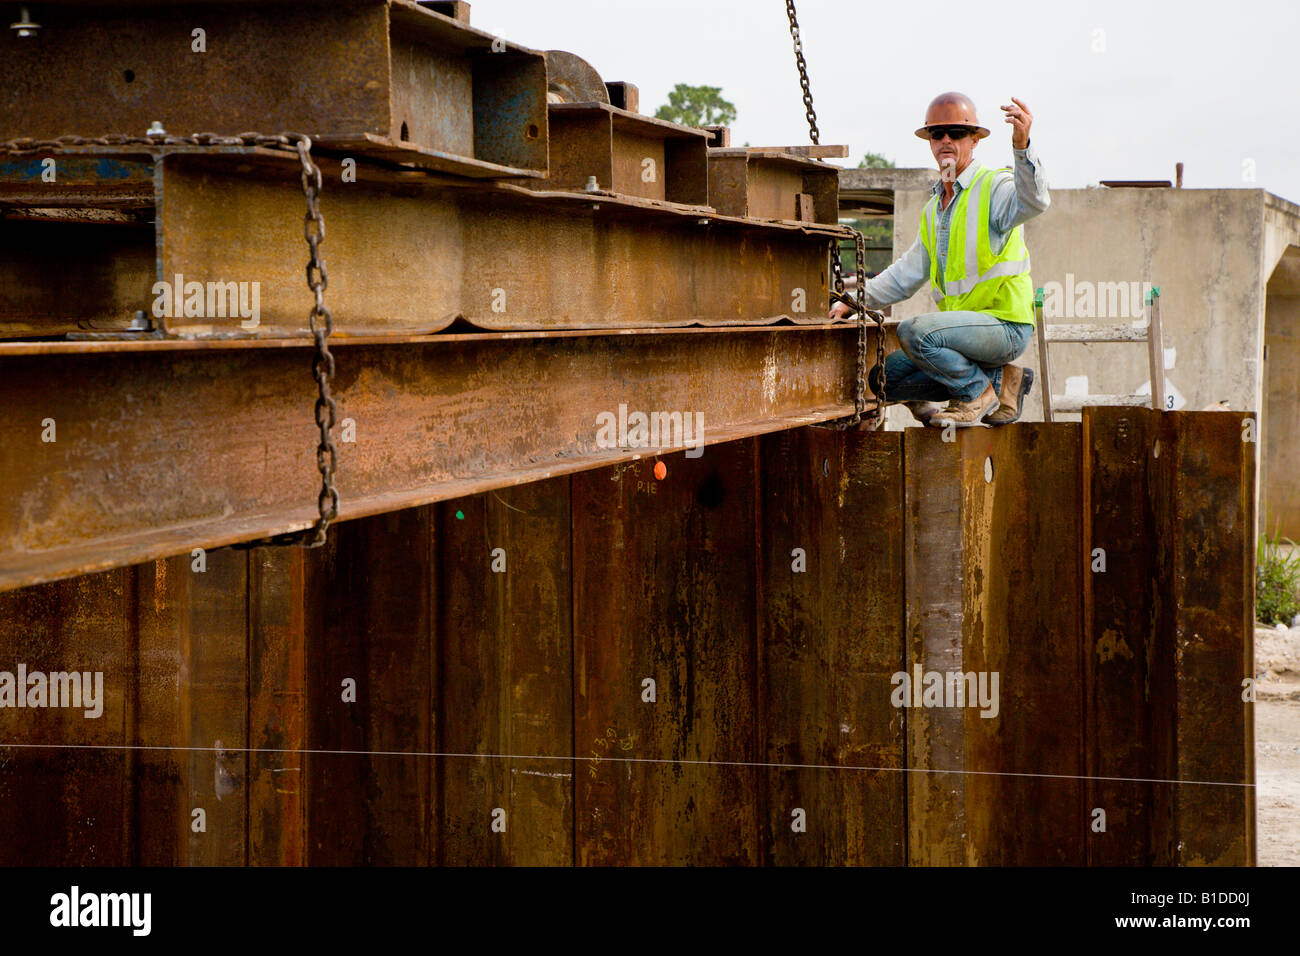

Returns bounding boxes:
[929,127,977,181]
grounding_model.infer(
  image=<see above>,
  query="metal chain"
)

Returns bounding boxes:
[830,238,845,299]
[858,229,887,428]
[3,131,339,548]
[785,0,820,145]
[294,135,339,549]
[828,228,886,429]
[3,130,299,152]
[783,2,886,428]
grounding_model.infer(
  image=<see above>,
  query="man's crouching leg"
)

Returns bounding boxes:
[897,312,1019,428]
[869,350,949,426]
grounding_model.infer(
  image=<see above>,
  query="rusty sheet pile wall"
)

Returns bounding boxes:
[0,411,1254,865]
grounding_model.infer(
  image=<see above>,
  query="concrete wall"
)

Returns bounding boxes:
[1263,245,1300,536]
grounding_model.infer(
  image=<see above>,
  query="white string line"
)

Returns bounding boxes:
[0,741,1253,789]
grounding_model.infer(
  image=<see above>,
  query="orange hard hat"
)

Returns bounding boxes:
[914,92,990,140]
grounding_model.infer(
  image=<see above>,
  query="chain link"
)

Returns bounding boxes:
[1,131,298,152]
[828,228,887,429]
[295,135,340,549]
[830,238,845,299]
[785,0,820,145]
[3,131,340,547]
[859,229,887,428]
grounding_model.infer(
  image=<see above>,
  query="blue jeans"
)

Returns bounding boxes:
[870,311,1035,404]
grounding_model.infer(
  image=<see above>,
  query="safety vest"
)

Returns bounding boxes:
[918,163,1034,325]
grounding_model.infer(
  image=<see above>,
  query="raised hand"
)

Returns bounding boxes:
[1000,97,1032,150]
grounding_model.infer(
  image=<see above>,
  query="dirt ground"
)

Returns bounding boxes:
[1255,624,1300,865]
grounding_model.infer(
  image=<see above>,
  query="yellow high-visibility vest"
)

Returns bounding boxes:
[918,163,1034,325]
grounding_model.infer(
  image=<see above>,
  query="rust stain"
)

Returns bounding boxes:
[1096,627,1135,662]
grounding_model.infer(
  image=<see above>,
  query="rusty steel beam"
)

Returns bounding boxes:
[1,150,840,337]
[0,155,154,209]
[155,153,835,336]
[0,218,156,336]
[537,103,710,205]
[0,324,859,592]
[708,148,840,224]
[0,1,549,179]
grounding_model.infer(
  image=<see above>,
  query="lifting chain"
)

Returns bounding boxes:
[785,0,819,145]
[2,131,339,548]
[290,135,339,549]
[829,228,887,429]
[783,4,886,428]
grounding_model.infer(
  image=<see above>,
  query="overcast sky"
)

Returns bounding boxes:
[470,0,1299,198]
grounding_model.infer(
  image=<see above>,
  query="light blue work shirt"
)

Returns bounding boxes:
[862,142,1051,310]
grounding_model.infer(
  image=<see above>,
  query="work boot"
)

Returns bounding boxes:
[905,401,945,425]
[986,365,1035,425]
[931,384,998,428]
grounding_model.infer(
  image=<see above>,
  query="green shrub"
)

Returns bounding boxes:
[1257,525,1300,626]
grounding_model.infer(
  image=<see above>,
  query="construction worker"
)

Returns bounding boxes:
[830,92,1050,426]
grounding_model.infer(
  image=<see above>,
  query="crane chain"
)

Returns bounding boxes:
[829,229,887,429]
[785,0,820,145]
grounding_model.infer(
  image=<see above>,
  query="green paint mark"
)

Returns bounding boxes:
[455,510,465,520]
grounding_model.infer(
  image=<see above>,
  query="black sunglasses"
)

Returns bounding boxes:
[928,126,972,141]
